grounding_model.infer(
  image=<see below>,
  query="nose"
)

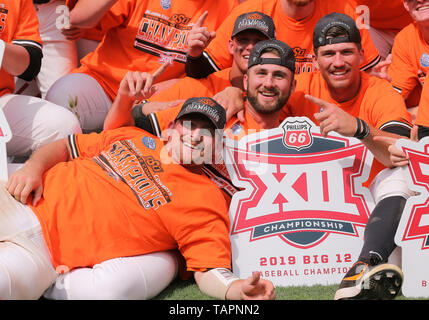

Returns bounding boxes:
[332,52,346,68]
[263,74,275,88]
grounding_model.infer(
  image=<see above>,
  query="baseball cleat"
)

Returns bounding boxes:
[334,261,403,300]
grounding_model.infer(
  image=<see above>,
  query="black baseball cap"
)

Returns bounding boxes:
[248,39,296,73]
[313,12,361,49]
[231,11,276,39]
[175,97,226,130]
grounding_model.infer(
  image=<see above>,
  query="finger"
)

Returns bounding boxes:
[194,11,208,28]
[152,63,169,81]
[305,94,328,108]
[126,73,137,95]
[32,184,43,206]
[20,183,34,204]
[237,110,245,123]
[248,271,260,285]
[142,76,153,96]
[411,125,419,142]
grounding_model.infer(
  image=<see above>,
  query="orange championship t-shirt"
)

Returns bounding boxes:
[30,127,231,272]
[0,0,42,97]
[74,0,239,101]
[388,22,429,107]
[347,0,412,33]
[285,71,413,185]
[202,0,380,75]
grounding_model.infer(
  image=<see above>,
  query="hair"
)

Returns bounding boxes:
[314,25,362,55]
[260,46,281,57]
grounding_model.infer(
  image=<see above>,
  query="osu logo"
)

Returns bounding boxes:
[282,119,313,150]
[247,13,262,20]
[170,14,190,25]
[199,98,215,106]
[0,7,8,34]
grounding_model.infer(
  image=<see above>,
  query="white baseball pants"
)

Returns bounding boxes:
[0,182,178,300]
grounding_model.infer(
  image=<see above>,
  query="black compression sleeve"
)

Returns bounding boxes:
[185,53,217,79]
[18,45,43,81]
[131,105,156,135]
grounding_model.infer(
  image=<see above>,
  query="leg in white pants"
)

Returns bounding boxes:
[46,73,112,133]
[0,182,58,299]
[1,94,82,157]
[43,251,178,300]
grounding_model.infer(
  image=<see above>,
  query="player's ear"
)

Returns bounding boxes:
[228,38,234,55]
[312,52,319,70]
[243,73,248,91]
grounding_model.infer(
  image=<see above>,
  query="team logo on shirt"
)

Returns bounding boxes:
[134,11,192,65]
[225,117,373,248]
[142,136,157,150]
[421,53,429,68]
[160,0,171,10]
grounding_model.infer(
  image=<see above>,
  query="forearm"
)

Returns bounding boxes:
[362,127,403,168]
[2,43,30,76]
[185,53,217,79]
[103,94,136,130]
[70,0,118,28]
[25,138,71,173]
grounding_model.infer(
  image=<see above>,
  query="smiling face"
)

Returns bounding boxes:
[244,51,295,114]
[315,42,364,102]
[167,114,220,167]
[229,30,269,74]
[404,0,429,25]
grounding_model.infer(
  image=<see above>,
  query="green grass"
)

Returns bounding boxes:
[153,277,428,300]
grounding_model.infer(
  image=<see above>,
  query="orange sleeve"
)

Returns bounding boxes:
[13,0,42,47]
[388,25,421,100]
[71,127,144,158]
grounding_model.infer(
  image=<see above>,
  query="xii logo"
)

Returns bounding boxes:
[225,117,374,248]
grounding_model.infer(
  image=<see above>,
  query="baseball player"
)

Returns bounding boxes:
[45,0,239,133]
[108,39,297,202]
[184,0,381,79]
[1,97,275,300]
[284,12,413,300]
[0,0,81,158]
[103,11,276,130]
[387,0,429,121]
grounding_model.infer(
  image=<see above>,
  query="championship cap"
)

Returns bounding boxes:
[248,39,296,73]
[231,11,276,39]
[313,12,361,49]
[175,97,226,130]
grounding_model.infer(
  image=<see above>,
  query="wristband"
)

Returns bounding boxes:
[353,117,370,140]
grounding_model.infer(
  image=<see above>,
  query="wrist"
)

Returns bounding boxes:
[353,117,370,140]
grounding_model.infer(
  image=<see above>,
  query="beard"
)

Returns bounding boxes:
[246,86,291,115]
[288,0,314,7]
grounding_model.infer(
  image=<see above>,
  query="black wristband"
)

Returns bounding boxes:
[354,118,370,140]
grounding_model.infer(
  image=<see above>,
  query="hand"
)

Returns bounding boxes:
[6,162,44,206]
[230,272,276,300]
[306,94,357,137]
[61,26,86,41]
[373,125,419,167]
[187,11,216,58]
[213,86,245,122]
[118,64,169,100]
[368,54,392,82]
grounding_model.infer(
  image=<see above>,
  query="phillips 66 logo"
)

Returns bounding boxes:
[225,117,375,249]
[282,119,313,150]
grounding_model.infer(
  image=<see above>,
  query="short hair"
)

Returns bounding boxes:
[314,25,362,54]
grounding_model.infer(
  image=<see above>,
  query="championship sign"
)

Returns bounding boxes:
[225,117,375,286]
[0,107,11,180]
[395,136,429,298]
